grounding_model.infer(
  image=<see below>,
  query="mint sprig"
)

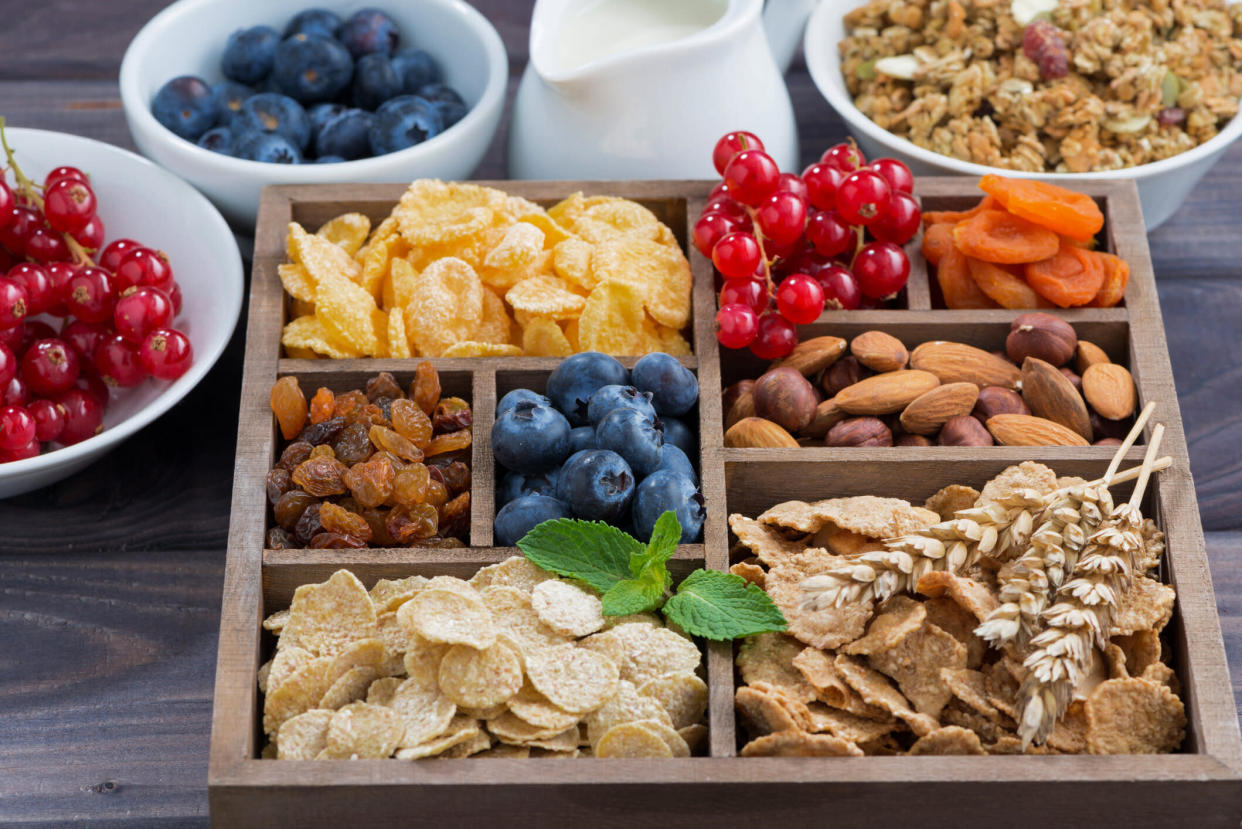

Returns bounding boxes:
[516,512,786,641]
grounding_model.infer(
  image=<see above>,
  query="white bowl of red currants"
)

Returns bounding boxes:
[119,0,508,228]
[0,127,243,497]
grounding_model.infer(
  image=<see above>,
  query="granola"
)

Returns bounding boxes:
[838,0,1242,172]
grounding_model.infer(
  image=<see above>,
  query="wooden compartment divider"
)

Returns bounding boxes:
[209,179,1242,826]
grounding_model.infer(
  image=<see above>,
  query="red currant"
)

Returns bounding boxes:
[821,142,866,172]
[702,195,749,224]
[28,398,66,442]
[719,278,767,314]
[714,303,758,349]
[853,241,910,299]
[801,163,846,211]
[816,265,862,310]
[21,338,80,396]
[43,262,79,317]
[61,319,111,362]
[693,213,744,259]
[7,263,53,315]
[99,238,143,273]
[776,273,825,325]
[775,172,808,201]
[95,334,147,387]
[0,206,40,255]
[0,342,14,386]
[139,328,193,381]
[0,404,36,451]
[750,313,797,360]
[20,320,57,351]
[0,437,40,462]
[45,166,89,191]
[755,191,808,247]
[65,266,116,324]
[55,387,104,445]
[711,231,762,279]
[0,182,13,228]
[712,131,764,175]
[72,213,106,251]
[869,191,922,245]
[0,322,21,352]
[114,286,174,344]
[74,371,110,408]
[25,227,71,263]
[169,282,183,316]
[2,376,29,407]
[805,210,854,259]
[836,170,891,226]
[723,150,780,207]
[115,247,174,292]
[44,179,97,235]
[870,158,915,194]
[0,277,28,329]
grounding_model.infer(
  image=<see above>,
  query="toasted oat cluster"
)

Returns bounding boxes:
[838,0,1242,172]
[729,462,1186,756]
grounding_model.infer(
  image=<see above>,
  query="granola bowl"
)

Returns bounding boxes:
[804,0,1242,230]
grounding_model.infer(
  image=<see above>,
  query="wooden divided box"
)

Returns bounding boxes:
[209,180,1242,826]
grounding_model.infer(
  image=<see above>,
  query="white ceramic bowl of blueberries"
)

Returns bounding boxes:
[119,0,508,227]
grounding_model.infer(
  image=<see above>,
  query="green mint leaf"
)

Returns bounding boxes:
[640,511,681,570]
[662,569,787,641]
[601,572,666,616]
[516,518,642,594]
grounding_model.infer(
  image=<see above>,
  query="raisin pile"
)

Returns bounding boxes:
[265,362,472,548]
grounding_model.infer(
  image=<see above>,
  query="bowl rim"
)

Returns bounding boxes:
[803,0,1242,180]
[117,0,508,175]
[0,127,243,481]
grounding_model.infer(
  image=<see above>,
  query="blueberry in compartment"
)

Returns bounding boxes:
[556,449,635,523]
[586,384,656,425]
[660,417,695,457]
[232,92,312,151]
[567,426,596,454]
[491,401,571,474]
[653,444,696,485]
[631,352,698,417]
[495,494,571,547]
[632,470,705,543]
[316,108,374,160]
[221,25,280,85]
[314,155,346,163]
[273,34,354,103]
[233,131,302,163]
[497,469,560,507]
[151,76,217,141]
[392,48,441,94]
[196,126,234,155]
[546,351,630,426]
[369,95,443,154]
[352,53,402,111]
[210,81,254,127]
[338,8,400,58]
[283,8,343,40]
[595,407,663,478]
[496,388,551,418]
[308,102,346,135]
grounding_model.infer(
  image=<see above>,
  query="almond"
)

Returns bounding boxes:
[724,388,756,431]
[850,330,908,372]
[802,398,847,438]
[833,370,941,415]
[724,417,800,448]
[1075,340,1111,375]
[1020,357,1093,441]
[899,382,980,435]
[774,335,847,377]
[1082,363,1137,420]
[910,341,1021,389]
[986,414,1091,446]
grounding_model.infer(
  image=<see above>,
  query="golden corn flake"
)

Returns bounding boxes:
[552,237,595,290]
[380,307,408,358]
[362,228,408,301]
[399,587,496,650]
[389,256,418,311]
[758,496,939,538]
[521,316,573,357]
[581,624,700,687]
[740,729,863,757]
[276,708,334,760]
[479,585,570,651]
[266,645,313,696]
[924,484,982,521]
[486,710,572,744]
[1111,575,1176,636]
[806,703,897,744]
[506,683,580,732]
[482,222,545,282]
[979,461,1058,504]
[645,319,693,357]
[578,281,646,356]
[506,275,586,320]
[281,570,377,657]
[370,576,426,613]
[395,180,510,247]
[1085,677,1186,754]
[867,622,966,718]
[404,256,483,357]
[438,640,524,709]
[517,212,573,247]
[592,237,691,329]
[562,196,662,245]
[526,644,619,714]
[282,315,362,359]
[288,222,362,285]
[315,268,383,356]
[531,580,605,637]
[262,654,337,734]
[477,743,530,759]
[594,720,675,758]
[637,672,708,730]
[441,341,524,358]
[563,318,580,351]
[283,346,320,360]
[317,212,371,257]
[736,685,810,735]
[763,563,874,651]
[908,725,987,755]
[728,514,811,569]
[278,263,316,303]
[468,556,553,594]
[475,288,515,345]
[321,701,405,759]
[524,725,581,754]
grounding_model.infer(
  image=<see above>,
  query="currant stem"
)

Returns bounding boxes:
[744,204,776,300]
[0,117,44,211]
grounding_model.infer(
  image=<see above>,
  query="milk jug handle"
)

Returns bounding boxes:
[762,0,818,73]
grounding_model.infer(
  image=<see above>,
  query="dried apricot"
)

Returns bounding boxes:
[390,398,433,448]
[411,360,441,415]
[937,246,998,309]
[309,387,335,424]
[921,223,956,267]
[921,195,999,226]
[269,376,307,440]
[966,257,1051,309]
[979,175,1103,242]
[952,210,1060,264]
[1087,252,1130,308]
[1024,243,1106,307]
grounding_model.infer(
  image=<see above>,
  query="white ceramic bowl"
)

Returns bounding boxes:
[119,0,507,228]
[803,0,1242,229]
[0,128,242,498]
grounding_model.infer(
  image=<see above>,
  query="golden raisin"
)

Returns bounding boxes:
[411,360,440,415]
[319,501,374,542]
[333,390,368,420]
[269,376,307,440]
[432,397,473,434]
[425,429,471,457]
[425,478,449,509]
[309,387,335,424]
[366,371,403,402]
[438,492,470,540]
[392,463,430,505]
[361,509,397,546]
[369,425,423,463]
[342,456,395,508]
[309,444,336,459]
[390,398,433,449]
[387,503,438,543]
[292,457,348,497]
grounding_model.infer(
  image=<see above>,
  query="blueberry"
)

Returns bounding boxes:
[369,95,443,154]
[661,417,695,457]
[595,407,663,479]
[283,8,342,39]
[586,384,656,425]
[497,388,551,418]
[232,92,312,151]
[392,48,441,94]
[352,53,402,110]
[308,102,346,135]
[497,469,560,507]
[654,444,696,485]
[417,82,464,106]
[494,494,572,547]
[221,25,280,85]
[273,34,354,103]
[427,98,468,129]
[196,126,234,155]
[546,352,629,426]
[316,108,374,160]
[568,426,596,454]
[210,81,254,127]
[491,401,571,474]
[258,74,284,94]
[151,76,217,141]
[314,155,345,163]
[338,8,400,58]
[233,130,302,163]
[632,352,699,417]
[556,449,635,523]
[632,470,704,543]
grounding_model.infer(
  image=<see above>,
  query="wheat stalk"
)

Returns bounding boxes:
[1016,421,1165,747]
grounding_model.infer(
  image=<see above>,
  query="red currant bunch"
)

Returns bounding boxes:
[700,133,920,359]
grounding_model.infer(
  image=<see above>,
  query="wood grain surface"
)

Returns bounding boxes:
[0,0,1240,825]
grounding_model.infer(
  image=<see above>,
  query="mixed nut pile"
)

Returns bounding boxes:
[723,314,1136,448]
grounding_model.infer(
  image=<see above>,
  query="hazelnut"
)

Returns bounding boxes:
[896,434,933,447]
[826,417,893,447]
[802,398,847,438]
[821,355,870,398]
[1006,312,1077,367]
[721,380,754,420]
[1059,366,1082,392]
[939,414,994,446]
[752,367,818,434]
[1090,410,1133,441]
[972,386,1029,424]
[1094,438,1124,446]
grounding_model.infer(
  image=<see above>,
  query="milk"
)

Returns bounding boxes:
[550,0,729,73]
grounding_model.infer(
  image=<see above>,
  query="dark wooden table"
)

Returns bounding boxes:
[1,1,1239,824]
